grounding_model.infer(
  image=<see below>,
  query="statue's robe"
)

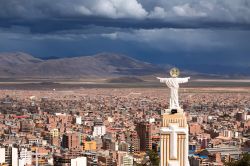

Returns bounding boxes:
[158,77,189,109]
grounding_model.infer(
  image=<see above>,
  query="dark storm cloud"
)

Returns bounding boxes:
[2,18,250,35]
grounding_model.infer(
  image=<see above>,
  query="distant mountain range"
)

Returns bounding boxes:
[0,52,248,79]
[0,52,165,78]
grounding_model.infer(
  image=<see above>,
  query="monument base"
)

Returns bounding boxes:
[160,110,189,166]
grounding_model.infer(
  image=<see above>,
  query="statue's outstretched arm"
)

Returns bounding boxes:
[157,77,168,83]
[177,77,190,83]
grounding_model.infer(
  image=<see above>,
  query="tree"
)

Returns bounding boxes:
[148,150,160,166]
[225,153,250,166]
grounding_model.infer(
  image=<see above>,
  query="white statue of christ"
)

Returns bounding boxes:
[157,70,190,110]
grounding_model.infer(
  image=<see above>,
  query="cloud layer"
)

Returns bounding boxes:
[0,0,250,23]
[0,0,147,19]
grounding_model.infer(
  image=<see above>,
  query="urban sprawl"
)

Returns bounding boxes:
[0,88,249,166]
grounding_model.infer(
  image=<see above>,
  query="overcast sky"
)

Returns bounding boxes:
[0,0,250,70]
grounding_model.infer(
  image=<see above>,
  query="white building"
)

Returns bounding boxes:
[28,138,40,145]
[122,155,133,166]
[223,130,232,138]
[19,148,32,166]
[71,157,87,166]
[76,116,82,125]
[12,147,18,166]
[233,131,239,138]
[19,158,27,166]
[93,125,106,137]
[0,148,5,163]
[0,147,18,166]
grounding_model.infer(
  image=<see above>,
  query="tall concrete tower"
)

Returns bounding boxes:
[157,68,190,166]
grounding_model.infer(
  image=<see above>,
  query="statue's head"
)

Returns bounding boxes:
[170,67,180,78]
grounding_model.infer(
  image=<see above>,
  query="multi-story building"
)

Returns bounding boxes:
[130,131,140,153]
[75,116,82,125]
[50,128,59,137]
[223,130,232,138]
[93,125,106,137]
[18,148,32,166]
[62,132,81,150]
[0,146,18,166]
[83,141,97,151]
[136,122,152,151]
[122,154,133,166]
[20,120,34,133]
[98,155,114,166]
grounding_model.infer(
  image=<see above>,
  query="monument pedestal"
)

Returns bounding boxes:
[160,109,189,166]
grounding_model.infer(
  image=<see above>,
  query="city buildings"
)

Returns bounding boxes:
[0,88,248,165]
